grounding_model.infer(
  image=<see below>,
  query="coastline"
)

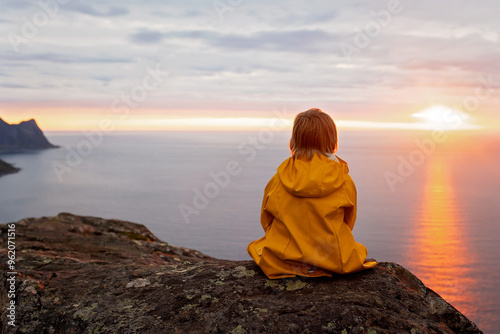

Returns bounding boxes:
[0,158,20,177]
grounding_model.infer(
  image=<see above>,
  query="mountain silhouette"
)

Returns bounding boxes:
[0,117,58,152]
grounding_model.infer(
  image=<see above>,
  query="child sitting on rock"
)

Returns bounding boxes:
[248,108,377,279]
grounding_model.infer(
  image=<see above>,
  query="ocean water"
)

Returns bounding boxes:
[0,129,499,332]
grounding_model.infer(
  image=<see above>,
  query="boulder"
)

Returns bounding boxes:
[0,213,482,333]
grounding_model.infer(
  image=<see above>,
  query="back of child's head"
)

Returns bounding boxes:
[289,108,338,160]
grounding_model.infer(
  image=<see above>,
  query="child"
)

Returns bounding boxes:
[247,108,377,279]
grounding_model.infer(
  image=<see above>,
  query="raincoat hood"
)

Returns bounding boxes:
[277,154,349,198]
[248,153,376,278]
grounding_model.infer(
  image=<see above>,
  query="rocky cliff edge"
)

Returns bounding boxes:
[0,213,482,334]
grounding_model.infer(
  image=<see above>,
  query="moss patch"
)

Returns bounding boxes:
[119,231,151,241]
[265,280,284,291]
[285,280,308,291]
[231,325,246,334]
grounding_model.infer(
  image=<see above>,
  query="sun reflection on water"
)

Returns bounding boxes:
[407,154,478,320]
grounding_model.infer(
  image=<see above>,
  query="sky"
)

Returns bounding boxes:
[0,0,499,131]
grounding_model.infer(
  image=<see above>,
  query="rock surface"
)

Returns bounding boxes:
[0,158,20,177]
[0,213,482,334]
[0,117,58,152]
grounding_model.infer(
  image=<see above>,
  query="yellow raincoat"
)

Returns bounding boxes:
[247,153,377,279]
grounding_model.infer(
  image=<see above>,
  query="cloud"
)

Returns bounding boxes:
[0,83,30,89]
[207,29,338,53]
[358,31,500,74]
[0,0,499,121]
[128,28,342,53]
[129,30,165,44]
[183,9,205,18]
[65,3,129,17]
[1,0,33,11]
[2,53,131,64]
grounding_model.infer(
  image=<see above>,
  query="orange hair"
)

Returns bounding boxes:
[289,108,338,160]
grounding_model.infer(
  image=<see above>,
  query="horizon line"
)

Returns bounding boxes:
[39,117,486,132]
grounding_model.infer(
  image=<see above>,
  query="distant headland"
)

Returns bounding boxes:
[0,117,58,152]
[0,117,58,177]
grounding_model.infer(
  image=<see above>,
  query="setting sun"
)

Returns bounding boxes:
[412,105,481,131]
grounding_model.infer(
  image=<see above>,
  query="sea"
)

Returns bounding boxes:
[0,129,499,333]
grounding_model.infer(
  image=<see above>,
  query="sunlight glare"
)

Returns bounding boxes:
[412,105,480,131]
